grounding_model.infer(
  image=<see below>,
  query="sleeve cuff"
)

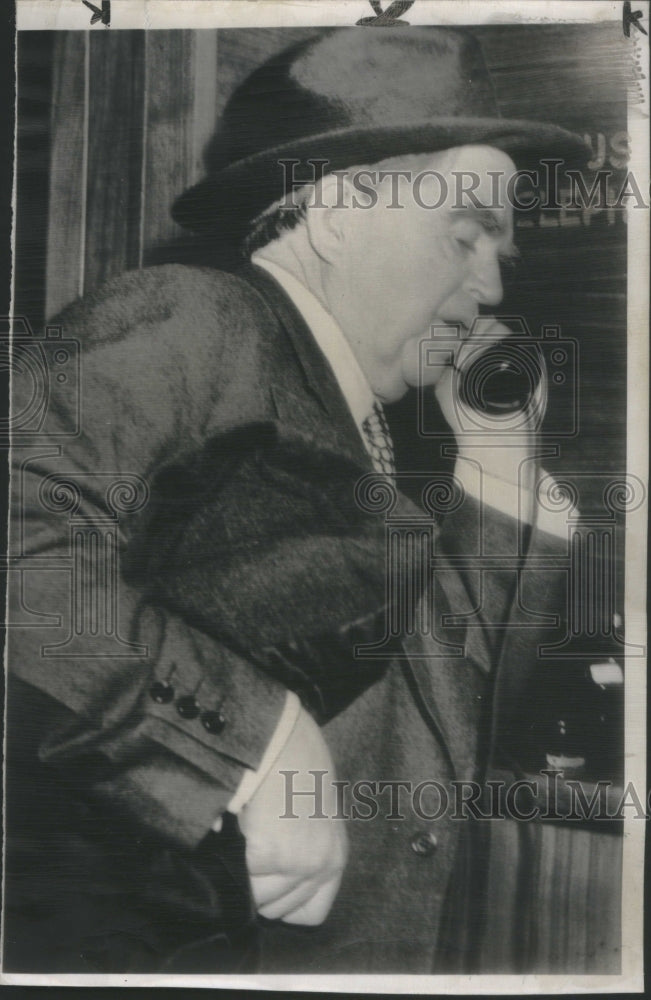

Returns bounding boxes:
[453,455,534,524]
[212,690,302,829]
[453,458,578,540]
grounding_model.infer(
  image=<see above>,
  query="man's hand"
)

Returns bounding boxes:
[434,318,545,497]
[238,706,348,925]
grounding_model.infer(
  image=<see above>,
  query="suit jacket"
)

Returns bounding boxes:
[5,263,571,973]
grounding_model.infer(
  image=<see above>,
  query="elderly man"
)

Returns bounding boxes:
[5,28,587,974]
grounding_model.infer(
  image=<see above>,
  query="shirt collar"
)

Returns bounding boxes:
[251,253,376,433]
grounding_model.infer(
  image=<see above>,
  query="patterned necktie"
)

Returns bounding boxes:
[362,401,396,476]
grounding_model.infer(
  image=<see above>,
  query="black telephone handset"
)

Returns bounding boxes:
[457,336,547,417]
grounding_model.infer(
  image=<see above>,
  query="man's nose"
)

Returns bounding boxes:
[467,249,503,307]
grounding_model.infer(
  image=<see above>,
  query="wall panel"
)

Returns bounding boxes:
[84,31,145,291]
[45,32,87,319]
[140,30,218,258]
[45,30,219,316]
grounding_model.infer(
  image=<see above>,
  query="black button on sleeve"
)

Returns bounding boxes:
[201,710,226,734]
[176,695,200,720]
[149,681,174,704]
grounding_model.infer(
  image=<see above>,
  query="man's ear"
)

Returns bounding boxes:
[305,174,353,264]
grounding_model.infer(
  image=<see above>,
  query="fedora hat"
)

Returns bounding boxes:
[172,28,589,236]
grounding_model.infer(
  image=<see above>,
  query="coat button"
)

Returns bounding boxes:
[149,681,174,704]
[410,830,438,857]
[176,695,200,720]
[201,710,226,734]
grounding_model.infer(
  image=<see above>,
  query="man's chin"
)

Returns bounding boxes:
[400,352,447,394]
[398,323,467,393]
[377,381,412,405]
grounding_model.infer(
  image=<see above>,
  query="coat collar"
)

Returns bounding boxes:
[250,256,376,433]
[238,262,373,468]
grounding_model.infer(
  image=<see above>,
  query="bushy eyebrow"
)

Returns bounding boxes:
[498,243,520,264]
[454,204,507,234]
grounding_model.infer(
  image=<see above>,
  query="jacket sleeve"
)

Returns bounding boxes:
[436,462,575,645]
[123,425,407,723]
[8,265,288,849]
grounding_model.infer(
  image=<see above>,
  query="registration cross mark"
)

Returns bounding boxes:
[623,1,647,36]
[356,1,414,27]
[81,0,110,26]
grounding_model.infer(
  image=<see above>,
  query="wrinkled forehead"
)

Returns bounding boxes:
[438,143,518,173]
[443,144,517,206]
[380,144,517,209]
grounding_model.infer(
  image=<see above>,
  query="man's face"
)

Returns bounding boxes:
[331,145,518,403]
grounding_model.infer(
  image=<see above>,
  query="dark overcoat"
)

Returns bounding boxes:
[5,264,569,973]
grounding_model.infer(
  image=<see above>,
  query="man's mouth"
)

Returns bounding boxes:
[440,317,476,338]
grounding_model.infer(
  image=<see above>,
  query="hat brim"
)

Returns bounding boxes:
[172,117,590,236]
